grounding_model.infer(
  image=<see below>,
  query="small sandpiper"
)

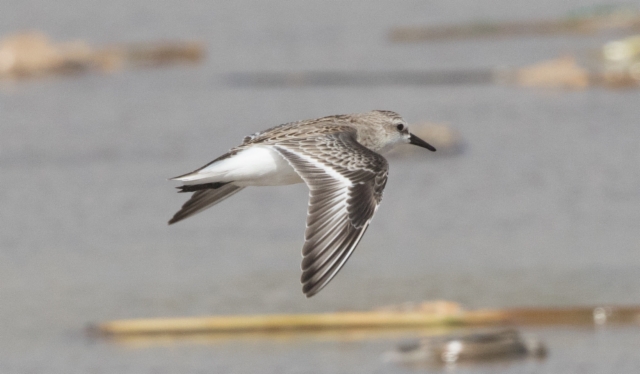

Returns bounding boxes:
[169,110,435,297]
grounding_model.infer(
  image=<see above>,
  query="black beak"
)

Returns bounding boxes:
[409,133,436,152]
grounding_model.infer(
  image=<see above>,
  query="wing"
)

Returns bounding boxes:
[168,184,245,225]
[273,131,388,297]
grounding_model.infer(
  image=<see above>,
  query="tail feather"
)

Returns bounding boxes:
[169,184,244,225]
[177,182,229,193]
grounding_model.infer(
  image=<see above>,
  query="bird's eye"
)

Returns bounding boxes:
[396,124,405,131]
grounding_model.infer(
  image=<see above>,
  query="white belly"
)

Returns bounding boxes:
[177,145,303,187]
[229,146,303,186]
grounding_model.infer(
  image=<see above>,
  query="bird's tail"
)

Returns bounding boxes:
[169,183,245,224]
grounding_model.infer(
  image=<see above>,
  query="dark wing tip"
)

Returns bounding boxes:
[167,214,182,225]
[303,281,324,298]
[300,226,369,298]
[167,185,245,226]
[304,289,318,298]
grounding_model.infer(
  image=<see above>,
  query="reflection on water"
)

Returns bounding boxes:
[384,328,546,367]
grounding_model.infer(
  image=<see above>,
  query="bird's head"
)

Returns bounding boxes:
[355,110,436,153]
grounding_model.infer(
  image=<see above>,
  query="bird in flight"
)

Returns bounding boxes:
[169,110,436,297]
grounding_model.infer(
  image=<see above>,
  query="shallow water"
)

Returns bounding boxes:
[1,0,640,373]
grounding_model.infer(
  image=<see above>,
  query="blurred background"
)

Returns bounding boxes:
[1,0,640,373]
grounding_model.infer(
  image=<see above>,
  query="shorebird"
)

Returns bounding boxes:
[169,110,435,297]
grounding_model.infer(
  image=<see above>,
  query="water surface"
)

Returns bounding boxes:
[1,1,640,373]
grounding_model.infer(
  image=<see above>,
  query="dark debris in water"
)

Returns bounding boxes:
[384,327,546,367]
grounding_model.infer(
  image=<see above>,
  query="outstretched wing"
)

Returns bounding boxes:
[168,184,245,225]
[273,131,388,297]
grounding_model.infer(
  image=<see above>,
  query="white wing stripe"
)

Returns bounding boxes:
[272,133,388,297]
[288,150,353,186]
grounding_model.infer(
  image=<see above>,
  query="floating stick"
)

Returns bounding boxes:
[92,304,640,336]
